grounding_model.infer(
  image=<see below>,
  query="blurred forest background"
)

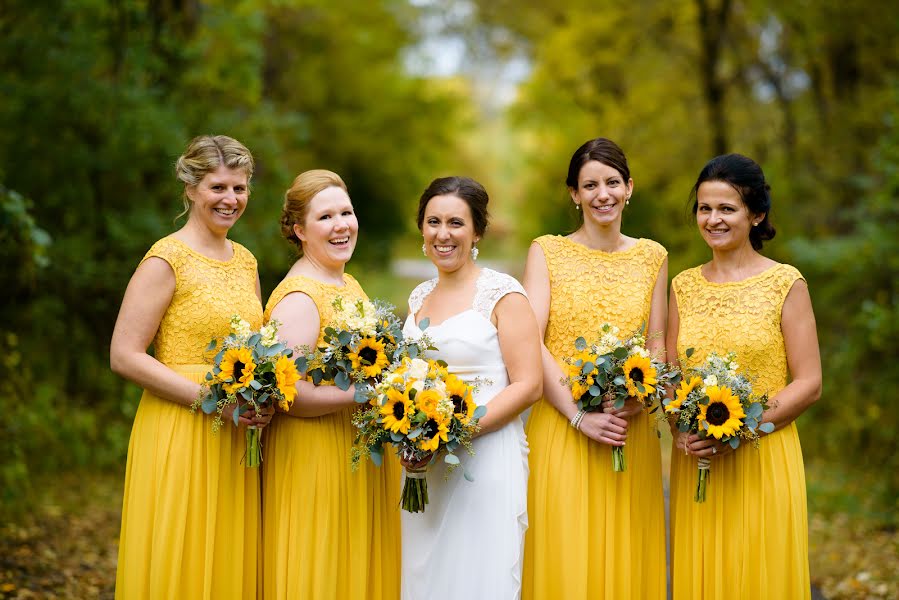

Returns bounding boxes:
[1,0,897,597]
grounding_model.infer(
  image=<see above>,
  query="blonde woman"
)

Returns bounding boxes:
[261,170,401,599]
[112,135,270,599]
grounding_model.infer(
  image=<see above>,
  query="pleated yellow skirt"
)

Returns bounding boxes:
[522,399,666,599]
[260,406,401,599]
[115,365,260,599]
[669,422,810,599]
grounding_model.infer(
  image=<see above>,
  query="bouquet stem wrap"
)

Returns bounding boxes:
[695,456,711,502]
[401,467,429,513]
[612,446,626,472]
[245,425,262,468]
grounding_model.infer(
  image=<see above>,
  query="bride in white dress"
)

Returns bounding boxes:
[401,176,543,600]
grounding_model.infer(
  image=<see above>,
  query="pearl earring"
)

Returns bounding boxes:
[471,245,479,261]
[421,243,427,256]
[574,203,581,210]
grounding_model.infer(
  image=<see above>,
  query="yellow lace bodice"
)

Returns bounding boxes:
[672,263,804,396]
[536,235,667,358]
[141,236,262,365]
[264,272,367,346]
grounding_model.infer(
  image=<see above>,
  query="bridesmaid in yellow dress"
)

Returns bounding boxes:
[111,135,270,599]
[668,154,821,599]
[261,169,401,599]
[522,138,669,599]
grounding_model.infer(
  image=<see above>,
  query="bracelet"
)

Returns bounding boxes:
[570,408,587,431]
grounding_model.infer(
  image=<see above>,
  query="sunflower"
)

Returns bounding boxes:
[570,376,595,404]
[348,337,390,378]
[417,405,450,452]
[219,347,256,394]
[698,385,746,439]
[622,354,658,400]
[446,374,476,424]
[666,376,702,413]
[275,354,301,410]
[380,388,415,434]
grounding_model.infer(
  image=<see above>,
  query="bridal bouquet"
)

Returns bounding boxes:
[297,296,426,403]
[194,316,301,467]
[351,355,485,513]
[562,323,679,472]
[662,350,773,502]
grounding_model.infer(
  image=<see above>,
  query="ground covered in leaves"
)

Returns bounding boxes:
[0,471,896,599]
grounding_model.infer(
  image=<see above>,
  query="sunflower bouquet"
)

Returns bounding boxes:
[297,296,419,403]
[351,356,485,513]
[193,315,301,467]
[562,323,679,472]
[662,350,773,502]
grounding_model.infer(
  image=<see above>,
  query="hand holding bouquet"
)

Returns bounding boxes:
[351,356,485,513]
[662,350,773,502]
[562,323,679,472]
[193,315,301,467]
[297,296,424,402]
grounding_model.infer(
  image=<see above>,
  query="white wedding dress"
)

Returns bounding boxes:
[401,268,530,600]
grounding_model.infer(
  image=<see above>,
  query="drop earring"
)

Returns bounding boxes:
[625,196,630,206]
[421,243,427,256]
[471,244,479,261]
[574,203,581,210]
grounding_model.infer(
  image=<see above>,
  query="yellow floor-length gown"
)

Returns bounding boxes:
[115,237,263,599]
[261,273,401,600]
[669,264,810,599]
[523,235,668,599]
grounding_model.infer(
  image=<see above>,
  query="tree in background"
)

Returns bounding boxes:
[466,0,899,521]
[0,0,470,512]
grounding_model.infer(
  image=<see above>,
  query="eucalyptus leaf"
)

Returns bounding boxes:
[248,333,261,347]
[338,331,352,347]
[249,379,263,390]
[473,405,487,420]
[408,345,419,359]
[581,361,594,375]
[686,347,695,358]
[335,371,351,390]
[418,317,430,330]
[575,337,587,351]
[408,427,423,439]
[206,339,217,351]
[232,407,240,426]
[588,385,601,396]
[354,385,371,403]
[444,454,460,465]
[295,356,308,374]
[613,376,626,386]
[370,450,383,467]
[759,422,775,434]
[201,397,218,414]
[310,369,324,385]
[613,347,629,359]
[463,470,474,482]
[390,432,404,443]
[729,437,740,449]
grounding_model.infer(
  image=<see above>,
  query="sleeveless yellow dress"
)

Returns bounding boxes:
[522,235,668,600]
[260,273,402,600]
[115,237,263,599]
[669,264,810,599]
